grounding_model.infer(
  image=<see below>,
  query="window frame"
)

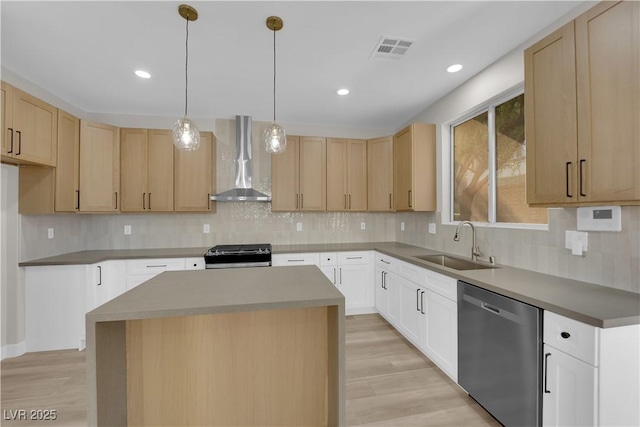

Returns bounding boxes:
[443,85,548,230]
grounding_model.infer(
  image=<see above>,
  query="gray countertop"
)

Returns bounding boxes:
[87,265,345,322]
[24,242,639,328]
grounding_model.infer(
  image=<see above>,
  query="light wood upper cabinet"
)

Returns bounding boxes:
[526,1,639,206]
[326,138,367,211]
[55,110,80,212]
[79,120,120,212]
[271,136,326,211]
[174,132,215,212]
[121,129,174,212]
[367,136,394,212]
[271,136,300,211]
[393,123,436,212]
[299,136,326,211]
[346,139,367,211]
[1,83,58,166]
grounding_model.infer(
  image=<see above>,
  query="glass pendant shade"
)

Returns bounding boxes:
[172,117,201,151]
[264,122,286,154]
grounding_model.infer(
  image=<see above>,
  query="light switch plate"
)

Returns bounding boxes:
[47,228,54,239]
[428,223,436,234]
[565,230,588,251]
[360,222,366,230]
[203,224,210,234]
[401,222,405,231]
[124,225,131,235]
[296,222,302,231]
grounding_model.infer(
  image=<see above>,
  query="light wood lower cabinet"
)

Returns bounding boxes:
[367,136,394,211]
[174,131,215,212]
[121,129,174,212]
[393,123,436,211]
[525,1,640,206]
[79,120,120,212]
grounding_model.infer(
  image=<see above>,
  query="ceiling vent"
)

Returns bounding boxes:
[370,36,414,60]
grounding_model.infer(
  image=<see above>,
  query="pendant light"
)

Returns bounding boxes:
[264,16,286,154]
[172,4,200,151]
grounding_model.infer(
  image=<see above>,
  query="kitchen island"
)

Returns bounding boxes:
[85,265,345,427]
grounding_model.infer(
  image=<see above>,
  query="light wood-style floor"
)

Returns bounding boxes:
[1,314,499,426]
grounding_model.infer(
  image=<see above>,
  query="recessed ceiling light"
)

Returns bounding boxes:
[337,88,350,96]
[447,64,463,73]
[135,70,151,79]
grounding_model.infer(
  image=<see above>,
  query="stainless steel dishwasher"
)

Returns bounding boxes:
[458,281,542,427]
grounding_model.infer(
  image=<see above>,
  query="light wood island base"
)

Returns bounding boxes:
[86,266,345,426]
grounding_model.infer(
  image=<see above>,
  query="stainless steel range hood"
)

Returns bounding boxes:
[210,116,271,202]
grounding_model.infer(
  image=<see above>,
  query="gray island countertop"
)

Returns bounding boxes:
[23,241,640,328]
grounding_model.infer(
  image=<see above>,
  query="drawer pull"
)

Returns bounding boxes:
[346,256,362,260]
[287,259,305,262]
[560,332,570,339]
[380,259,390,264]
[146,264,167,268]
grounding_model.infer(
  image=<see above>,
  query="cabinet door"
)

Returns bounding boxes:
[386,271,401,327]
[174,132,215,212]
[320,266,337,286]
[347,139,367,211]
[147,130,174,211]
[271,135,300,211]
[55,110,80,212]
[337,264,372,311]
[543,344,597,427]
[398,276,424,347]
[1,81,13,157]
[367,136,393,211]
[575,1,640,203]
[121,128,148,212]
[394,127,413,211]
[424,289,458,381]
[525,22,578,205]
[299,136,326,211]
[374,266,388,317]
[326,138,347,211]
[11,88,58,166]
[79,120,120,212]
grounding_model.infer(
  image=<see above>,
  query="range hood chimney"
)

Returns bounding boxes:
[210,116,271,202]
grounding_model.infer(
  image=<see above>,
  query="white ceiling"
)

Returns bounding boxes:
[1,1,584,133]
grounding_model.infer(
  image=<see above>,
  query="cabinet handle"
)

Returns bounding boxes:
[148,193,151,210]
[420,291,425,314]
[143,193,146,210]
[382,271,386,289]
[344,194,347,209]
[15,130,22,155]
[544,352,551,394]
[75,190,80,210]
[207,193,210,210]
[416,288,421,311]
[579,159,586,197]
[97,266,102,286]
[408,189,412,208]
[380,259,390,265]
[115,192,118,210]
[560,331,571,339]
[565,162,572,198]
[7,128,13,153]
[301,194,304,209]
[296,194,299,210]
[348,194,351,210]
[333,268,336,285]
[339,267,342,284]
[389,193,392,210]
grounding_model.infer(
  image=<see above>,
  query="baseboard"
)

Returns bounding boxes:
[1,341,26,360]
[345,307,377,316]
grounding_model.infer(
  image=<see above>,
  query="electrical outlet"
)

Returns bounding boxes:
[428,223,436,234]
[360,222,366,230]
[401,222,405,231]
[47,228,54,239]
[296,222,302,231]
[124,225,131,235]
[203,224,210,234]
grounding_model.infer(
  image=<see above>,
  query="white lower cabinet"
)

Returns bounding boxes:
[398,276,424,347]
[543,343,597,427]
[86,261,126,312]
[125,258,186,290]
[318,251,373,315]
[272,253,320,266]
[423,288,457,381]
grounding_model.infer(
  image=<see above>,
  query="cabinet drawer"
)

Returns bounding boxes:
[544,311,599,366]
[337,251,370,265]
[424,270,457,302]
[320,252,337,266]
[272,253,320,266]
[398,260,427,285]
[184,257,205,270]
[374,252,398,272]
[126,258,186,275]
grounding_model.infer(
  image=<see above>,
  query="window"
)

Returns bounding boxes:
[451,93,547,225]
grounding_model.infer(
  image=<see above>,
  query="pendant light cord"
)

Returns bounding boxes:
[184,14,190,117]
[273,27,276,122]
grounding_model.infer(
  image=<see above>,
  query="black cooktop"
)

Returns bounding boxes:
[205,244,271,257]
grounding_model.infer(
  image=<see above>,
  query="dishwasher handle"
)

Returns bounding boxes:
[462,293,526,326]
[482,302,500,314]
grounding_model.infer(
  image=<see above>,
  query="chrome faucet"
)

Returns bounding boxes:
[454,221,481,261]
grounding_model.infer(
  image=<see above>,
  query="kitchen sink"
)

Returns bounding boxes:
[414,254,498,270]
